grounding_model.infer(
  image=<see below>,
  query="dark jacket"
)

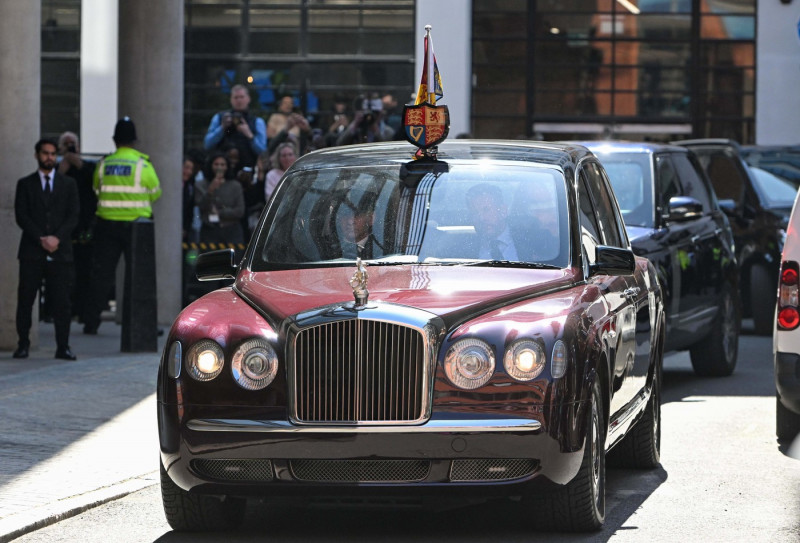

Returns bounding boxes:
[15,171,80,262]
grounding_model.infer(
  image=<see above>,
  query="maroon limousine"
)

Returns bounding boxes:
[158,139,665,532]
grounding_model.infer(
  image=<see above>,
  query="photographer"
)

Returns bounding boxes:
[336,93,395,146]
[203,84,267,169]
[57,131,96,324]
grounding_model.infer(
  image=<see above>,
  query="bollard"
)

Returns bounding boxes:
[121,219,158,352]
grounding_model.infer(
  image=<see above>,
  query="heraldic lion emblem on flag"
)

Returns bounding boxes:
[403,103,450,149]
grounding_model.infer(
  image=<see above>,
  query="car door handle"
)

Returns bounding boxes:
[623,287,640,300]
[691,234,700,244]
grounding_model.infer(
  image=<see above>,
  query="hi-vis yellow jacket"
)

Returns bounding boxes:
[93,146,162,221]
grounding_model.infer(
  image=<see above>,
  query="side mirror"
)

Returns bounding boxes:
[196,249,237,281]
[665,196,703,222]
[590,245,636,276]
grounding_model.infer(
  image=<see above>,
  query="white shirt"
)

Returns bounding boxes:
[39,170,53,192]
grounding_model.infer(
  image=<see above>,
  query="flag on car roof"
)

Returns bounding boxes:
[415,25,444,105]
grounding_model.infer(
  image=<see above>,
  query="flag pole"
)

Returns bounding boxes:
[425,25,434,104]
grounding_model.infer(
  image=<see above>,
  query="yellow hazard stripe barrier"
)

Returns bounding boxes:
[182,242,247,251]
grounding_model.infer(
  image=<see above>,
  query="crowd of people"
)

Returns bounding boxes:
[14,86,406,360]
[183,87,405,245]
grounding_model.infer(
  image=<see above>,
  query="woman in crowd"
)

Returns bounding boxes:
[265,142,298,201]
[194,151,245,245]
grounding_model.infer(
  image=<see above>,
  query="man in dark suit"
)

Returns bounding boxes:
[337,204,384,260]
[13,138,80,360]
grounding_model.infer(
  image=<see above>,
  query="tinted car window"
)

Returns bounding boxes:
[584,162,624,248]
[696,150,746,203]
[578,172,602,265]
[656,154,681,212]
[254,163,570,269]
[594,152,654,228]
[750,167,798,208]
[671,152,714,212]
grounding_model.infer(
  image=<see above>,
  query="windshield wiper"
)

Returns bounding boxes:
[460,260,561,269]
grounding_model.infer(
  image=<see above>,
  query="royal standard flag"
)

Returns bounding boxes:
[415,25,444,105]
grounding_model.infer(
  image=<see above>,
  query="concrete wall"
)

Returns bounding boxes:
[756,0,800,144]
[416,3,472,138]
[0,4,41,349]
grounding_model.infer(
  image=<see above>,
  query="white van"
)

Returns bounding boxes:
[773,190,800,440]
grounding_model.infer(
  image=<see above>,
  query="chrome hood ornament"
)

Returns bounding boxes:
[350,258,369,306]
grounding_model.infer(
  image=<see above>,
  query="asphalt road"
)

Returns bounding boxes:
[13,324,800,543]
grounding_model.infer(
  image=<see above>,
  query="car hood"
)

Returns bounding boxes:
[625,225,653,242]
[236,265,577,324]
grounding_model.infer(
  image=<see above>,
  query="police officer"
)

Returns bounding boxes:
[83,117,162,335]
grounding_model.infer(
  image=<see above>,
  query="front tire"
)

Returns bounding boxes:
[777,396,800,441]
[160,462,245,531]
[529,379,606,531]
[690,283,739,376]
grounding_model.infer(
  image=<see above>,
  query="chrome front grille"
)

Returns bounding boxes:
[290,459,430,482]
[292,319,426,423]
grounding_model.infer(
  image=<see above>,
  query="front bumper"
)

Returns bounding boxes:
[158,402,588,499]
[775,352,800,414]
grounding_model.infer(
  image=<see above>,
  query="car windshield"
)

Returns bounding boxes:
[592,152,654,228]
[250,161,570,270]
[750,166,798,208]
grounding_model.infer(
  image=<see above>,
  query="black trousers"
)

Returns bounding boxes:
[16,258,74,350]
[84,219,133,331]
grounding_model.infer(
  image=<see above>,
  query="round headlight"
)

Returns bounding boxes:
[444,338,495,390]
[551,339,568,379]
[232,338,278,390]
[187,340,224,381]
[504,339,545,381]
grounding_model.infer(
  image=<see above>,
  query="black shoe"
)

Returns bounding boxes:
[12,346,29,359]
[83,325,98,335]
[55,347,77,361]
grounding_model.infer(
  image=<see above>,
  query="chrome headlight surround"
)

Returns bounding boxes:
[503,339,546,381]
[231,338,279,390]
[186,339,224,381]
[444,338,495,390]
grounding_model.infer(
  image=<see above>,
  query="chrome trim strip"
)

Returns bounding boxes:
[187,418,542,433]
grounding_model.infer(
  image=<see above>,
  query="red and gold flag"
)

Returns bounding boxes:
[414,25,444,106]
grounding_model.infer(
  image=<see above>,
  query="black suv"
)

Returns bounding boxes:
[582,141,740,376]
[741,145,800,187]
[674,139,795,335]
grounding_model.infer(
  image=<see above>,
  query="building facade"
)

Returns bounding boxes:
[39,0,795,150]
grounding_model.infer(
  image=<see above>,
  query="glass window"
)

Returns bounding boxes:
[693,150,747,203]
[625,14,692,39]
[249,8,300,28]
[655,154,681,211]
[701,0,755,15]
[253,163,570,269]
[584,163,624,247]
[672,153,714,212]
[749,167,799,209]
[185,3,242,26]
[593,152,654,228]
[701,15,755,40]
[578,173,602,265]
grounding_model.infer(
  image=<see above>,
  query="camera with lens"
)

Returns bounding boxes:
[355,95,383,130]
[231,111,244,125]
[67,144,77,153]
